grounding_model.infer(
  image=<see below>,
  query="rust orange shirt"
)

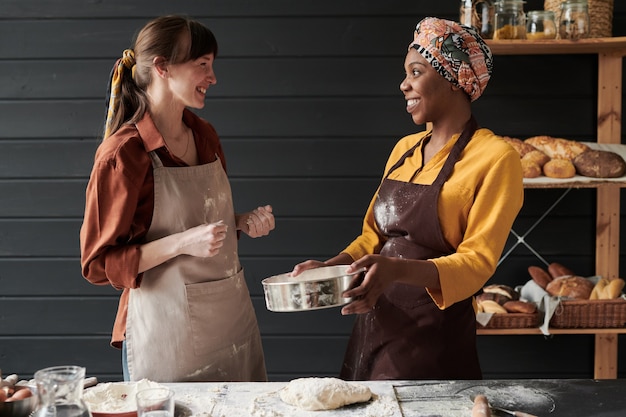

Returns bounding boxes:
[80,109,226,348]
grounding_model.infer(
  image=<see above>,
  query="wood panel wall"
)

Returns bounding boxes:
[1,0,625,382]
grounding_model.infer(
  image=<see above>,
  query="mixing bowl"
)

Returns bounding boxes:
[262,265,365,312]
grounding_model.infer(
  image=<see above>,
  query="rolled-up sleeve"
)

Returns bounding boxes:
[80,137,149,290]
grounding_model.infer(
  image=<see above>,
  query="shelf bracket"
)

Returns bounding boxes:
[498,188,572,267]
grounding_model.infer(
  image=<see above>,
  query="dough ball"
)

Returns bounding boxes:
[279,377,372,411]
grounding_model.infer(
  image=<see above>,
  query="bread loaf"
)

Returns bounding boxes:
[547,262,575,279]
[606,278,626,299]
[546,276,594,299]
[482,284,519,301]
[590,277,609,300]
[503,300,537,314]
[525,136,590,161]
[521,149,550,167]
[476,291,510,306]
[528,265,553,289]
[478,299,508,314]
[503,136,537,157]
[520,150,551,178]
[573,150,626,178]
[521,159,542,178]
[543,159,576,178]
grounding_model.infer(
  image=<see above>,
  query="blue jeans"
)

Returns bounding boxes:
[122,340,130,381]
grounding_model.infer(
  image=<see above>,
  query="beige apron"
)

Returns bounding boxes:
[126,150,267,382]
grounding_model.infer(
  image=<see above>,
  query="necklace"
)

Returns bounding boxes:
[178,128,191,158]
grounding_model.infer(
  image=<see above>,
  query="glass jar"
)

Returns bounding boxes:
[526,10,557,40]
[559,0,590,40]
[493,0,527,40]
[460,0,495,39]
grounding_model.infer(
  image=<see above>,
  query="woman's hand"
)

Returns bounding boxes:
[138,220,229,273]
[178,221,228,257]
[237,205,275,238]
[290,259,328,276]
[340,255,406,315]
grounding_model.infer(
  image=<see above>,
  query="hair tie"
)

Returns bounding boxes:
[121,49,137,80]
[104,49,136,138]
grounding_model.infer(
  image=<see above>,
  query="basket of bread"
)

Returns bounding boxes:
[528,262,626,328]
[503,135,626,180]
[476,284,540,328]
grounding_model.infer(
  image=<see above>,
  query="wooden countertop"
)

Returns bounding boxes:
[164,378,626,417]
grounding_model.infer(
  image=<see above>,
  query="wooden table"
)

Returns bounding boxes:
[165,379,626,417]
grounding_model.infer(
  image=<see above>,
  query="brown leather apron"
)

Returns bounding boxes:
[340,117,481,381]
[125,151,266,382]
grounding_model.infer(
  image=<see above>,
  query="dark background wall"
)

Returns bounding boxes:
[1,0,626,382]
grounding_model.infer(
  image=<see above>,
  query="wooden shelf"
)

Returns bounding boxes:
[486,36,626,55]
[484,39,626,379]
[477,327,626,335]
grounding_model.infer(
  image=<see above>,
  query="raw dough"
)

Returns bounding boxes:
[279,377,372,411]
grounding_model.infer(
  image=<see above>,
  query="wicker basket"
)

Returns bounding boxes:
[544,0,613,38]
[478,312,541,329]
[550,298,626,328]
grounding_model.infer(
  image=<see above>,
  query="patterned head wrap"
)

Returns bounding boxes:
[409,17,493,102]
[104,49,136,138]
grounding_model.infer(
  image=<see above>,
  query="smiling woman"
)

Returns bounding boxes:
[79,15,276,383]
[290,17,523,381]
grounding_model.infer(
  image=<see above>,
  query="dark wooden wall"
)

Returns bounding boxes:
[1,0,626,382]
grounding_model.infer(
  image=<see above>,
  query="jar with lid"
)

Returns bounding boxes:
[526,10,557,40]
[459,0,495,39]
[493,0,527,40]
[559,0,590,40]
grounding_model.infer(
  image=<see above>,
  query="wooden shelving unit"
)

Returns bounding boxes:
[478,37,626,379]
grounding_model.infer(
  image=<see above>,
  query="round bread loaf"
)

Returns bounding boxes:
[543,159,576,178]
[545,275,594,299]
[521,149,550,167]
[573,150,626,178]
[521,159,542,178]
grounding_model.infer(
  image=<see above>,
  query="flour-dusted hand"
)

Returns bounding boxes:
[339,255,406,315]
[178,220,228,257]
[237,205,275,238]
[340,254,439,315]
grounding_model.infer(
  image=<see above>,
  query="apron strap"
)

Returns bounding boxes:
[148,151,164,168]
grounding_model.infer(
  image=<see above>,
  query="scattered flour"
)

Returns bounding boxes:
[83,379,165,413]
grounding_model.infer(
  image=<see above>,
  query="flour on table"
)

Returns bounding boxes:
[279,377,372,411]
[83,379,164,413]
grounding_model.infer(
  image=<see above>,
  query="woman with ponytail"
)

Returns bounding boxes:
[80,15,273,382]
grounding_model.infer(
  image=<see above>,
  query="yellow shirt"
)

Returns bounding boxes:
[342,128,524,309]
